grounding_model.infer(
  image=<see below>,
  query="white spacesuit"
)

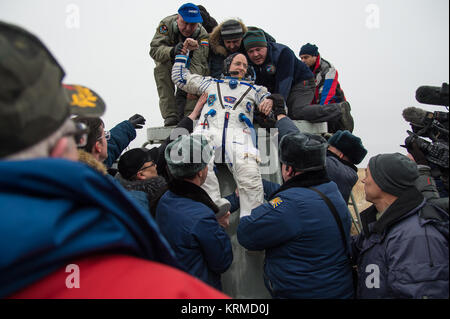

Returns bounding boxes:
[172,54,270,217]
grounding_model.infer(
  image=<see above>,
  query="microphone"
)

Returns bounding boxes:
[416,84,449,106]
[402,106,432,127]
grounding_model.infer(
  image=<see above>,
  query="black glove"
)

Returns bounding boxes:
[128,114,146,129]
[407,141,428,166]
[267,93,287,117]
[170,42,184,60]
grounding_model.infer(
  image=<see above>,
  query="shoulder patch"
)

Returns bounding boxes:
[158,24,168,35]
[269,197,283,208]
[200,39,209,47]
[207,94,217,106]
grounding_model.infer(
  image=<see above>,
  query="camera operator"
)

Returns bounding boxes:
[402,83,449,197]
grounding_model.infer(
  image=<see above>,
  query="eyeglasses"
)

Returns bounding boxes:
[65,122,89,148]
[138,162,156,172]
[97,130,111,141]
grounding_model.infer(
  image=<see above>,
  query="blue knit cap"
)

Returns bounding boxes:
[299,43,319,56]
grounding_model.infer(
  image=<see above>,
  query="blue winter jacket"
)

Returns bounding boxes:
[238,170,354,299]
[0,159,179,298]
[325,151,358,204]
[105,120,136,168]
[352,187,449,299]
[252,42,314,101]
[155,181,233,290]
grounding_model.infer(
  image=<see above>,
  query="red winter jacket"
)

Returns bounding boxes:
[9,255,230,299]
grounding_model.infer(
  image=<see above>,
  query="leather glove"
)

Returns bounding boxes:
[170,42,184,60]
[407,141,428,166]
[128,114,146,129]
[267,93,287,117]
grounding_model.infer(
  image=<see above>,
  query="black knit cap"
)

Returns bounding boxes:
[220,19,243,40]
[299,43,319,56]
[118,147,159,180]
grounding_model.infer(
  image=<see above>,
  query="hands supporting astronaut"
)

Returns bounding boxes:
[258,98,273,116]
[217,212,231,229]
[188,92,208,121]
[267,94,287,117]
[171,38,200,59]
[183,38,199,53]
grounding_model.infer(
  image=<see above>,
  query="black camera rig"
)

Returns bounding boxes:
[402,83,449,193]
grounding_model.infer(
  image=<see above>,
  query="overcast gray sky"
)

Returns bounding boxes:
[1,0,448,167]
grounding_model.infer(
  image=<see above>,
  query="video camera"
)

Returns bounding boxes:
[402,83,449,193]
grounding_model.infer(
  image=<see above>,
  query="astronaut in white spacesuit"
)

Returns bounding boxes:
[171,49,274,218]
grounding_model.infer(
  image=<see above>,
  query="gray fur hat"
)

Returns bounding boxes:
[165,134,213,179]
[368,153,419,197]
[279,132,327,172]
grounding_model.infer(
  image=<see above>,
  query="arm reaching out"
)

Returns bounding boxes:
[188,92,208,121]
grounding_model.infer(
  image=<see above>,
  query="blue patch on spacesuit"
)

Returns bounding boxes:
[246,102,252,113]
[207,94,217,107]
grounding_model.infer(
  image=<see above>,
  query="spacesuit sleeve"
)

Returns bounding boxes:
[172,54,214,96]
[253,84,271,106]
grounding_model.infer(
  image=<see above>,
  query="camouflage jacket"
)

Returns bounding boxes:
[149,14,209,76]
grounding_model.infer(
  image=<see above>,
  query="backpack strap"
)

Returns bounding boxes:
[309,187,350,258]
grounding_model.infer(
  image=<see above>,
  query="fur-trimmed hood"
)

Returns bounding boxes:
[78,150,108,175]
[209,19,248,57]
[116,173,167,200]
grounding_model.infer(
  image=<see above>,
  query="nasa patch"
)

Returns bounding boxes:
[224,96,237,104]
[158,24,168,35]
[207,94,217,107]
